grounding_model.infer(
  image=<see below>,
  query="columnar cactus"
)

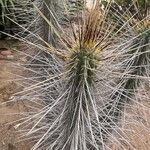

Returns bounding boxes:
[8,0,150,149]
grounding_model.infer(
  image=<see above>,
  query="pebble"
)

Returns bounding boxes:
[1,50,12,56]
[6,55,14,60]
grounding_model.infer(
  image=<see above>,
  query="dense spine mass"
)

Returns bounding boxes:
[5,0,150,149]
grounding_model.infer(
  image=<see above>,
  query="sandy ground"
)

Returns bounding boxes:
[0,40,31,150]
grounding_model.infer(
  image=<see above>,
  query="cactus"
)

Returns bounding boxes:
[7,0,150,149]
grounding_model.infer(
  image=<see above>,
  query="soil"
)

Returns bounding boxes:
[0,40,31,150]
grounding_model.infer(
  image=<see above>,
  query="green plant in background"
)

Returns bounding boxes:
[42,0,62,45]
[0,0,15,21]
[115,0,150,17]
[37,0,86,47]
[6,0,150,149]
[99,0,150,144]
[67,0,85,14]
[0,0,35,38]
[101,19,150,130]
[102,0,150,19]
[0,0,16,35]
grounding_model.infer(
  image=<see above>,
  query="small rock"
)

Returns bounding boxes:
[7,55,14,60]
[2,141,5,145]
[1,50,12,56]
